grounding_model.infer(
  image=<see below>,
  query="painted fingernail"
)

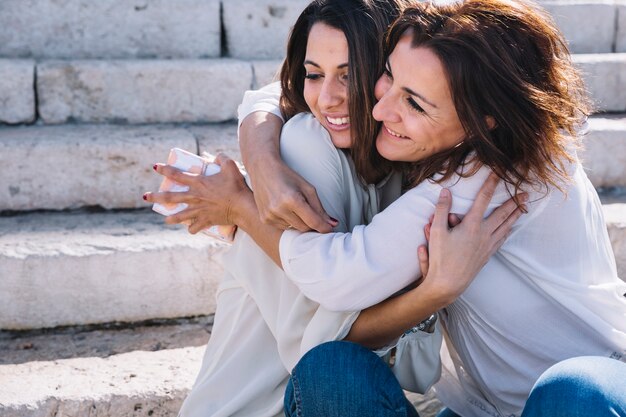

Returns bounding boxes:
[142,193,148,201]
[153,164,158,171]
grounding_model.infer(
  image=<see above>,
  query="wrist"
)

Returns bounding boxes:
[230,189,258,229]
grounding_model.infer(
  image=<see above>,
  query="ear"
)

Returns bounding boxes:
[485,116,497,130]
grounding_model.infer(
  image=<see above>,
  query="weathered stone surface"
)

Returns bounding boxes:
[223,0,310,59]
[574,54,626,112]
[582,116,626,188]
[617,4,626,53]
[0,60,35,124]
[603,200,626,279]
[252,60,282,89]
[0,125,198,210]
[0,316,212,365]
[192,123,241,162]
[0,0,220,59]
[543,2,616,53]
[0,346,203,416]
[0,210,227,330]
[37,60,253,124]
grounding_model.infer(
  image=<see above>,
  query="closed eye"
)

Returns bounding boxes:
[305,73,322,80]
[407,97,425,113]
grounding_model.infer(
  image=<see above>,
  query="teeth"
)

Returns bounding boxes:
[385,126,406,138]
[327,116,350,125]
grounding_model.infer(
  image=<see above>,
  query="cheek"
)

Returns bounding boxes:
[303,82,318,112]
[374,76,389,101]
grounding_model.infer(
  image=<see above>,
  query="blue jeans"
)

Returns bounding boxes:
[285,341,626,417]
[284,341,419,417]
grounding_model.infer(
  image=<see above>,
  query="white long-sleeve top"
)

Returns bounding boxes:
[239,83,626,417]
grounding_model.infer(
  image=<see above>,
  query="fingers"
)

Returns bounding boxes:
[418,245,429,277]
[491,204,524,243]
[484,193,527,234]
[466,172,500,221]
[154,163,197,186]
[213,152,233,167]
[432,188,452,231]
[164,207,202,226]
[424,222,431,242]
[143,191,194,205]
[300,186,337,231]
[448,213,462,228]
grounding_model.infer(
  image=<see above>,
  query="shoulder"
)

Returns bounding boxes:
[280,113,343,171]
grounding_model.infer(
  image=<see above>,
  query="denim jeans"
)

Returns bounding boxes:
[284,341,420,417]
[285,341,626,417]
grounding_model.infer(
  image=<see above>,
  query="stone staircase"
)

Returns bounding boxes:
[0,0,625,415]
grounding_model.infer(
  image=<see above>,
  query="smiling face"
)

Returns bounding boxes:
[303,23,351,149]
[372,34,466,162]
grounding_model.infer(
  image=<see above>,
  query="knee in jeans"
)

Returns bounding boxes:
[531,357,614,405]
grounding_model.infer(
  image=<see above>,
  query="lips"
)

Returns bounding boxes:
[384,125,408,139]
[326,116,350,126]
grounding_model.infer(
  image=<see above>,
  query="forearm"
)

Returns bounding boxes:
[239,112,284,170]
[344,282,449,349]
[232,190,284,268]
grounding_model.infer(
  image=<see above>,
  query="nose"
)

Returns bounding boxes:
[318,77,344,110]
[372,75,400,123]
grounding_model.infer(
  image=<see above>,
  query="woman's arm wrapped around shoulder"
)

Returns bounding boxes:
[238,82,333,232]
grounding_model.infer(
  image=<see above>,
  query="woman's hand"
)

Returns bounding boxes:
[239,111,335,233]
[144,154,253,234]
[247,157,336,233]
[418,173,528,305]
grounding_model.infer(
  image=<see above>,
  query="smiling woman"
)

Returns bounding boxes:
[373,41,466,162]
[302,23,352,148]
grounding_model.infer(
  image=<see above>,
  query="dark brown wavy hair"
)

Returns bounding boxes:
[279,0,411,183]
[386,0,591,197]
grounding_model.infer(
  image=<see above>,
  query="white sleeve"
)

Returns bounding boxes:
[279,167,514,311]
[279,114,352,230]
[237,81,284,126]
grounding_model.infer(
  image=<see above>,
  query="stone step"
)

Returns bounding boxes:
[0,52,620,125]
[0,209,230,330]
[0,317,440,417]
[1,194,624,331]
[583,115,626,187]
[2,116,626,212]
[0,0,621,62]
[0,123,240,211]
[36,59,281,124]
[574,53,626,112]
[542,1,624,54]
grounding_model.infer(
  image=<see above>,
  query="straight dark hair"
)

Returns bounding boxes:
[280,0,410,183]
[386,0,591,198]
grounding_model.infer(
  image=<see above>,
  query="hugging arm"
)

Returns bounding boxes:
[238,83,333,232]
[345,175,526,349]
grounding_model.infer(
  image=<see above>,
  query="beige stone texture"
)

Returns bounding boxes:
[0,125,198,211]
[603,202,626,279]
[252,60,282,89]
[192,123,241,162]
[582,117,626,188]
[574,54,626,112]
[0,346,203,416]
[0,60,35,124]
[543,2,616,53]
[0,210,227,330]
[37,60,253,124]
[617,4,626,52]
[0,0,220,59]
[223,0,311,59]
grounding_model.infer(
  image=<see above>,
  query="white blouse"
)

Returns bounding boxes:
[240,83,626,417]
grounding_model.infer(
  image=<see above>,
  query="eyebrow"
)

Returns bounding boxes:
[386,58,438,109]
[304,59,349,69]
[403,86,438,109]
